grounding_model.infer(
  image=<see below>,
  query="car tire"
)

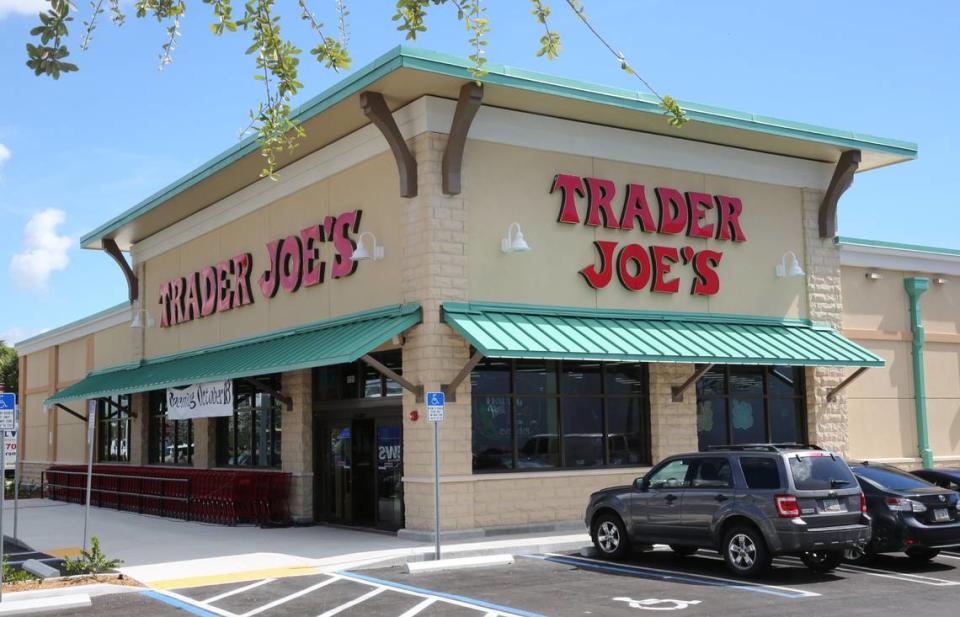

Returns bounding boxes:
[906,547,940,561]
[592,513,630,560]
[842,545,874,565]
[669,545,699,557]
[722,525,771,577]
[801,550,843,573]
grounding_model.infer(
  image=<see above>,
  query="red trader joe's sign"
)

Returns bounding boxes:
[158,209,364,328]
[551,174,747,296]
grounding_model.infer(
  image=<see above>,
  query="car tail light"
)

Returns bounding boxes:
[775,494,801,518]
[860,492,867,513]
[884,497,927,513]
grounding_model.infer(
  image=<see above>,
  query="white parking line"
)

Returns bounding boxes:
[316,587,385,617]
[773,556,960,587]
[204,578,277,603]
[156,589,241,617]
[240,576,342,617]
[397,597,437,617]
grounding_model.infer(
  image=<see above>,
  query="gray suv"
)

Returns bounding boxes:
[584,444,872,577]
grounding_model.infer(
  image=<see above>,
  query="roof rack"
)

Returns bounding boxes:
[703,443,824,453]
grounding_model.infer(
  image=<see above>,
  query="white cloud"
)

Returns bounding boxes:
[0,0,46,19]
[0,326,41,346]
[0,144,9,168]
[9,209,73,292]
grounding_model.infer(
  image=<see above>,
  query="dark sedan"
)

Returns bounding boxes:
[849,463,960,562]
[912,468,960,492]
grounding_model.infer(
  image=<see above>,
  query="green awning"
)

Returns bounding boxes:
[442,302,883,368]
[46,303,421,405]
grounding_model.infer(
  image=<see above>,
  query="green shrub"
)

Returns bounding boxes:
[63,537,123,576]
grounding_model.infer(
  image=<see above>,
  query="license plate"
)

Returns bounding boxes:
[822,498,844,513]
[934,508,950,522]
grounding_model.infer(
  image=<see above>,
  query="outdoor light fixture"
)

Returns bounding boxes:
[934,277,947,285]
[130,301,156,329]
[865,272,883,281]
[351,232,384,262]
[501,222,531,253]
[775,251,805,278]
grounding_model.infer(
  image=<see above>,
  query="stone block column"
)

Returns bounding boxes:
[281,369,313,523]
[648,363,699,462]
[129,392,149,465]
[801,189,848,455]
[192,419,216,469]
[400,132,475,532]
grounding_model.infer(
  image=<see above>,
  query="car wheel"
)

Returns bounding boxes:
[906,547,940,561]
[842,545,874,565]
[801,550,843,573]
[669,545,698,557]
[722,525,771,577]
[593,513,630,559]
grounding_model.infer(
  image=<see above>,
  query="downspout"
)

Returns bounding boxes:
[903,277,932,469]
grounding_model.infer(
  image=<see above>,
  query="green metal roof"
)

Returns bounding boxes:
[45,304,420,405]
[81,45,917,250]
[442,302,884,368]
[836,236,960,258]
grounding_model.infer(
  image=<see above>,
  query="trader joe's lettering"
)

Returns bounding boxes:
[158,209,363,328]
[551,174,746,296]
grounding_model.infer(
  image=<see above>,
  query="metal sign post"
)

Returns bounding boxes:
[12,405,19,543]
[83,400,96,553]
[426,391,445,561]
[0,392,15,603]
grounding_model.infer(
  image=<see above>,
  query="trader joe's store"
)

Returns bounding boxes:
[15,48,960,537]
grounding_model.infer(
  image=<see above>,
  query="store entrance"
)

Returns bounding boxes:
[320,409,403,531]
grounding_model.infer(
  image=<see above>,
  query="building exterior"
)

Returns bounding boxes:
[14,47,957,537]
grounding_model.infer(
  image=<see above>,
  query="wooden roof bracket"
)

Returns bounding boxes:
[240,377,293,411]
[826,366,869,402]
[360,91,418,198]
[818,150,861,238]
[441,351,484,402]
[671,364,715,403]
[102,238,139,304]
[361,354,424,403]
[442,82,484,195]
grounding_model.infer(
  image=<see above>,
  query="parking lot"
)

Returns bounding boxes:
[71,545,960,616]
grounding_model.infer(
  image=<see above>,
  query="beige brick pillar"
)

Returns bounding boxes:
[281,369,313,523]
[192,418,216,468]
[801,189,848,455]
[129,392,149,465]
[648,363,699,462]
[400,132,474,532]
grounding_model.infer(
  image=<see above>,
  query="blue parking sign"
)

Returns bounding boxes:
[0,393,15,411]
[426,391,444,408]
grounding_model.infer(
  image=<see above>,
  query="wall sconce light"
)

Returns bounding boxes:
[865,272,882,281]
[130,301,156,329]
[351,232,384,262]
[775,251,805,278]
[501,222,531,253]
[933,277,947,285]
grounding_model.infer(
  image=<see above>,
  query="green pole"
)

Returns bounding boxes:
[904,277,933,469]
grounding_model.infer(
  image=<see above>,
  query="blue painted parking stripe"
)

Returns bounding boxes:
[336,570,547,617]
[142,590,224,617]
[532,554,816,599]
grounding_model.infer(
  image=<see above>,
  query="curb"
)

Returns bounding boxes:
[0,593,91,616]
[405,554,514,574]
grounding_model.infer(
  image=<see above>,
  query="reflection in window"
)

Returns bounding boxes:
[695,365,806,450]
[471,359,650,472]
[97,395,131,463]
[217,377,282,468]
[148,391,193,466]
[314,350,403,400]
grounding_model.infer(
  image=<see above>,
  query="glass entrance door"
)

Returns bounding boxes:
[322,415,403,530]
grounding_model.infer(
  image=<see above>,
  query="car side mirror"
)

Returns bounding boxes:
[634,476,648,491]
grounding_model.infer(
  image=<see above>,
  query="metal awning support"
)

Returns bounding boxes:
[99,396,137,419]
[671,364,715,403]
[361,354,424,402]
[54,404,87,423]
[441,351,484,402]
[102,238,139,304]
[819,150,861,238]
[360,91,418,198]
[826,367,869,402]
[442,82,483,195]
[240,377,293,411]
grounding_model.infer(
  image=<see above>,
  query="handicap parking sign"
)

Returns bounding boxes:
[0,393,15,411]
[426,391,445,422]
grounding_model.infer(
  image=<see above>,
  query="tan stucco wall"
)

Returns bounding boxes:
[141,151,405,359]
[57,339,87,384]
[56,397,87,463]
[94,324,133,369]
[23,393,48,465]
[25,349,49,390]
[463,140,807,319]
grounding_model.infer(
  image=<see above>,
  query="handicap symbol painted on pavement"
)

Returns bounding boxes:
[613,597,702,611]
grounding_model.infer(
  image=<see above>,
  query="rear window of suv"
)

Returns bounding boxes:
[740,457,781,489]
[788,454,857,490]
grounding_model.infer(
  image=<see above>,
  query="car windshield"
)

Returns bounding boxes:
[788,454,857,490]
[854,465,935,491]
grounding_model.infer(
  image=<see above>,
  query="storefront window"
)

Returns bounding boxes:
[216,377,282,468]
[471,359,651,472]
[314,350,403,401]
[97,395,131,463]
[695,365,806,450]
[148,391,193,465]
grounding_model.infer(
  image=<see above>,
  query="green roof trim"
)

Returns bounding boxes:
[442,301,884,368]
[45,303,420,404]
[836,236,960,258]
[82,46,917,249]
[15,302,129,349]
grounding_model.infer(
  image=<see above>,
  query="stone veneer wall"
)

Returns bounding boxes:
[282,369,314,523]
[801,188,848,455]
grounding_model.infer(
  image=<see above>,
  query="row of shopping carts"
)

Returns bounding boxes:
[42,465,291,526]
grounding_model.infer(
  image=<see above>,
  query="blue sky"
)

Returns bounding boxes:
[0,1,956,343]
